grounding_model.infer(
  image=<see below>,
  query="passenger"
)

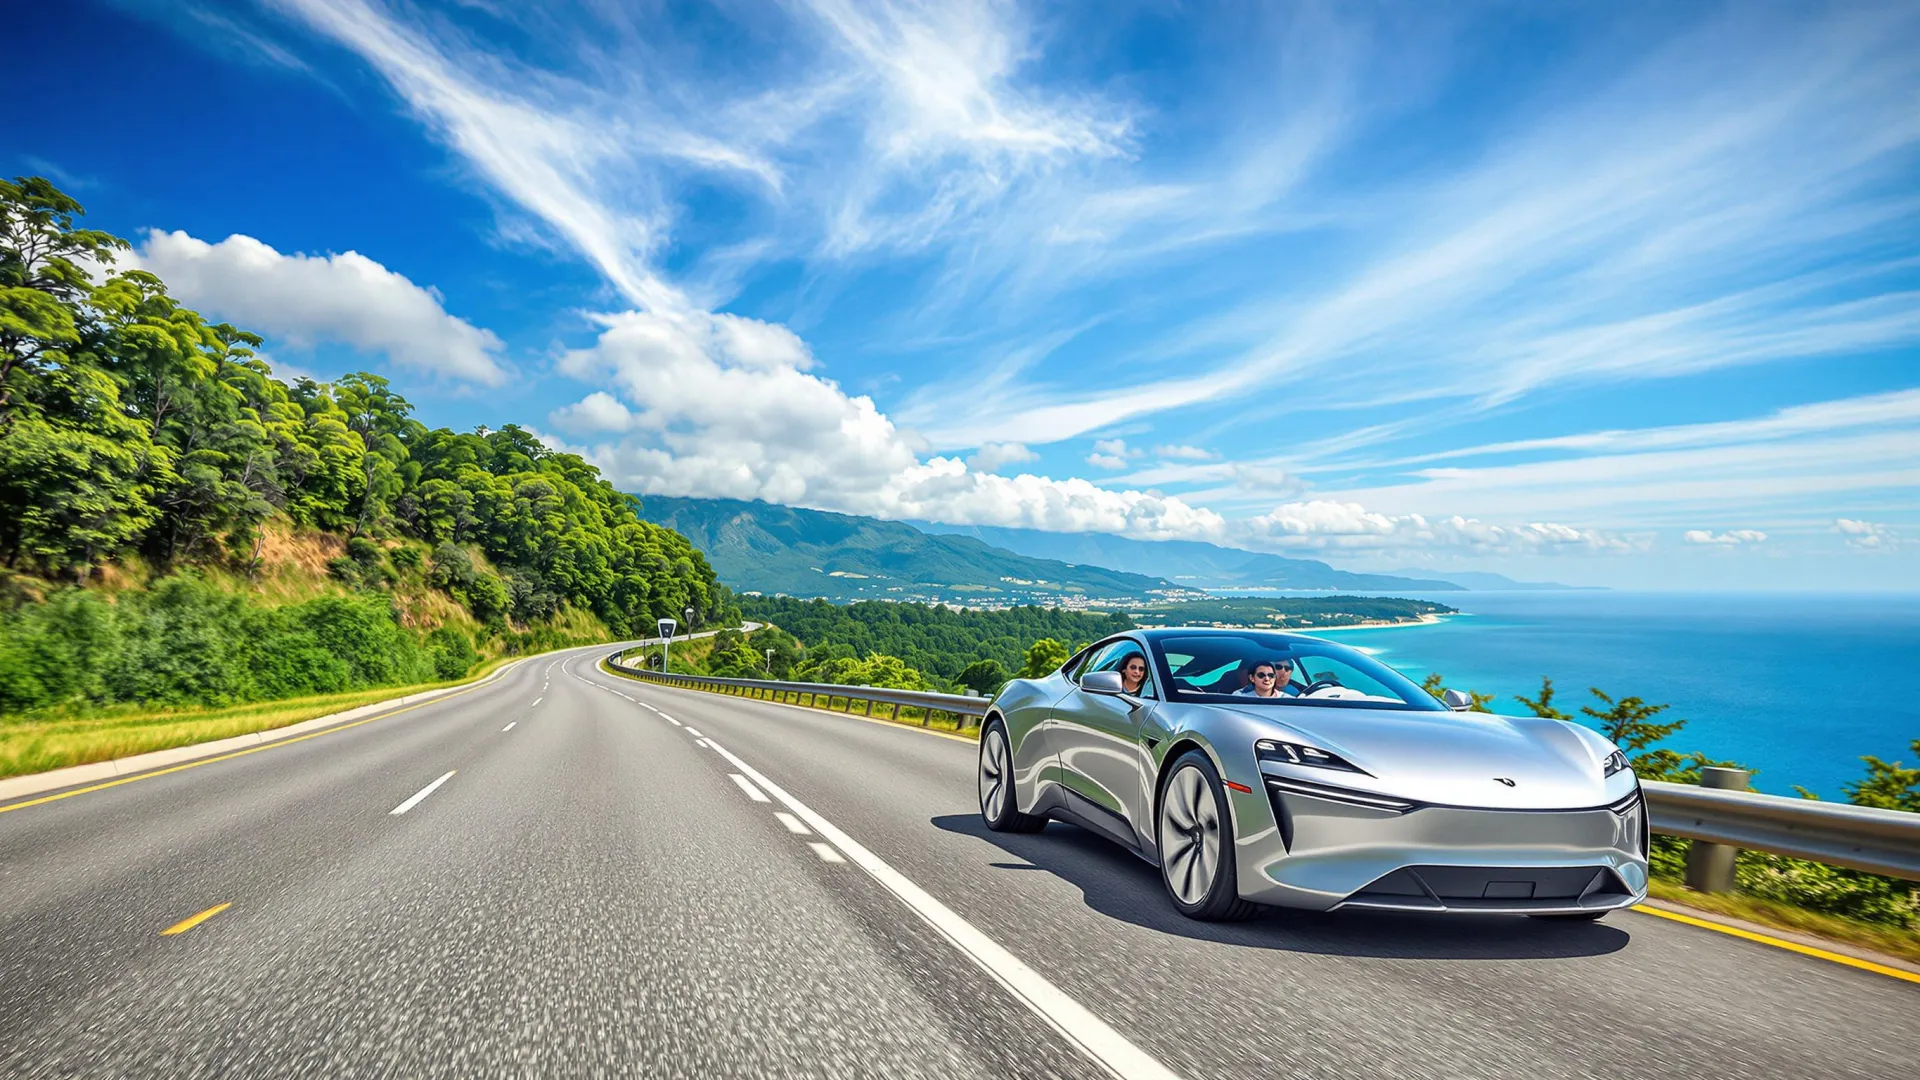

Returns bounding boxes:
[1117,654,1150,695]
[1236,659,1296,698]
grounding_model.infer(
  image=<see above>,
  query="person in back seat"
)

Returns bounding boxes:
[1235,658,1296,698]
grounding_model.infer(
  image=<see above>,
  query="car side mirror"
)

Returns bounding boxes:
[1441,688,1473,711]
[1080,670,1127,695]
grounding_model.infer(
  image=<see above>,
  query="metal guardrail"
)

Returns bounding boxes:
[604,654,990,727]
[604,654,1920,883]
[1644,778,1920,882]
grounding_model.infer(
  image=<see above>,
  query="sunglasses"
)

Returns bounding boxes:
[1121,661,1146,672]
[1252,670,1277,679]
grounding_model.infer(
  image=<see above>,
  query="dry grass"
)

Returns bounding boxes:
[0,653,530,781]
[1645,878,1920,965]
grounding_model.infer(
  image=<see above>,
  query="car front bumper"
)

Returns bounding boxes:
[1233,774,1650,914]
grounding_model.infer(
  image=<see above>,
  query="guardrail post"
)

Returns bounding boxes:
[1685,767,1750,893]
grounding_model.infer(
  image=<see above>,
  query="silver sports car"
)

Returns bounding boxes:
[977,628,1649,921]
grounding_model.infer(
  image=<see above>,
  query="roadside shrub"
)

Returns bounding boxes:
[425,626,481,680]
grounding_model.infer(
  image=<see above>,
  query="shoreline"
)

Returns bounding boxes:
[1291,612,1457,633]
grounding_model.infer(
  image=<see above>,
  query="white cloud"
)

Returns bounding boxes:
[1231,500,1635,555]
[1085,453,1128,470]
[966,441,1037,473]
[548,391,637,435]
[1154,444,1216,461]
[1091,438,1132,457]
[131,230,507,385]
[1836,518,1897,549]
[1684,529,1768,546]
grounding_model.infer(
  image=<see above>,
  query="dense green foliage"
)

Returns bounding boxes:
[737,596,1130,688]
[633,494,1176,602]
[0,176,730,714]
[1129,595,1455,628]
[0,575,442,710]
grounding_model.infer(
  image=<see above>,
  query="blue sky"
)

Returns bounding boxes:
[10,1,1918,589]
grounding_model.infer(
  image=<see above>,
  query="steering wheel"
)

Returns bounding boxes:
[1300,677,1342,696]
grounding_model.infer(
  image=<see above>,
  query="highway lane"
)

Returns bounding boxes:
[0,642,1102,1079]
[573,661,1919,1080]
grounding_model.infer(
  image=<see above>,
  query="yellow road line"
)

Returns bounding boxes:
[0,675,503,816]
[160,902,231,936]
[1633,904,1920,985]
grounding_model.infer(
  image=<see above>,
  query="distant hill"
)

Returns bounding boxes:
[630,496,1182,603]
[912,523,1465,592]
[1384,569,1597,591]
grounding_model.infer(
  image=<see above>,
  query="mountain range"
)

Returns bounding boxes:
[912,522,1466,592]
[631,496,1577,603]
[630,496,1180,604]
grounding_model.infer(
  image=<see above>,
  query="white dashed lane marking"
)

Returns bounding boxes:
[684,728,703,738]
[808,842,846,864]
[389,771,456,816]
[775,812,811,835]
[729,774,771,803]
[502,722,516,732]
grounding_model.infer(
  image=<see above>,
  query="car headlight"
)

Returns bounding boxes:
[1256,738,1366,774]
[1603,749,1631,777]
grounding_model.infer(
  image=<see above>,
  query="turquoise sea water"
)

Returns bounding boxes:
[1230,591,1919,800]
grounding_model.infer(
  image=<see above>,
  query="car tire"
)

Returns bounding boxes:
[1529,911,1610,922]
[979,719,1046,833]
[1156,750,1258,921]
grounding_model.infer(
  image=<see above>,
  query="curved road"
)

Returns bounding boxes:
[0,643,1910,1078]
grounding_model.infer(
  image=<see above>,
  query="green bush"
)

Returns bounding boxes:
[424,626,481,680]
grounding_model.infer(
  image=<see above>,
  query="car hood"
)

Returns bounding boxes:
[1225,704,1617,810]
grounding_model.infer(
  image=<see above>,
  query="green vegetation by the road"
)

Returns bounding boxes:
[0,656,522,781]
[1644,878,1920,967]
[732,596,1131,692]
[1128,595,1455,628]
[0,176,730,720]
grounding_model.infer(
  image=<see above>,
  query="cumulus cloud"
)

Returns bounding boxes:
[967,441,1038,473]
[1836,518,1897,549]
[1684,529,1768,546]
[548,391,638,435]
[131,230,508,385]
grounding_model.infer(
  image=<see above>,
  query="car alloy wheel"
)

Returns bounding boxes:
[1160,764,1220,906]
[979,720,1046,832]
[980,725,1012,822]
[1156,750,1258,920]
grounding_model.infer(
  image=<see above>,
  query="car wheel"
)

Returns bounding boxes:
[1157,750,1258,921]
[1529,911,1609,922]
[979,719,1045,833]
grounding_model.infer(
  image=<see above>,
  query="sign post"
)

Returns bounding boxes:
[656,617,677,673]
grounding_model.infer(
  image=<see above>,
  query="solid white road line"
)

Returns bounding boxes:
[774,811,811,835]
[502,722,516,732]
[389,770,457,816]
[808,841,846,864]
[728,773,771,802]
[685,728,703,738]
[694,738,712,749]
[707,742,1184,1080]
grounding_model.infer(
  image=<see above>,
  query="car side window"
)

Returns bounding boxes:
[1073,641,1124,684]
[1086,640,1157,700]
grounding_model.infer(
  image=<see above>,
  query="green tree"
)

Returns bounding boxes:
[1019,638,1071,679]
[956,658,1008,696]
[1842,739,1920,812]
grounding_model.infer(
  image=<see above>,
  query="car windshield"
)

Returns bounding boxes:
[1152,632,1445,711]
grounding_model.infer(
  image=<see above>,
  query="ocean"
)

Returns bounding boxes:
[1225,590,1919,800]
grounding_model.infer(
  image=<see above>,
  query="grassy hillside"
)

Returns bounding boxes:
[633,496,1183,604]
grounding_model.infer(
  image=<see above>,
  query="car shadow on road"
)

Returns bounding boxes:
[932,814,1631,961]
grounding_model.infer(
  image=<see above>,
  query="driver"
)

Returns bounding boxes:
[1235,658,1297,698]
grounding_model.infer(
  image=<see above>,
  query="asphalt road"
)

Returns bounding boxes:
[0,645,1911,1079]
